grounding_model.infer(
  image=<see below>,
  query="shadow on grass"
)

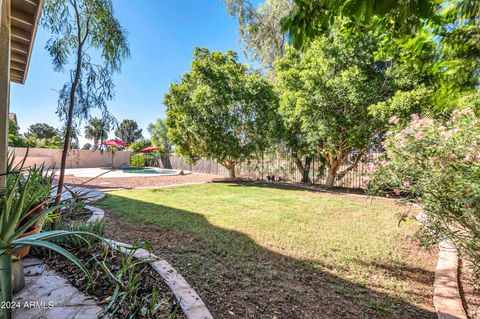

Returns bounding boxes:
[359,260,436,287]
[102,191,435,319]
[213,179,370,196]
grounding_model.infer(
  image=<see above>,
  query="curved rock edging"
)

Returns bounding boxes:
[84,204,213,319]
[417,211,467,319]
[434,240,467,319]
[107,240,214,319]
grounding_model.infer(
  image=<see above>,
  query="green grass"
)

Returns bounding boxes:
[102,182,435,318]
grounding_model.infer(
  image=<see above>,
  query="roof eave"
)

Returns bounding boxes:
[10,0,44,84]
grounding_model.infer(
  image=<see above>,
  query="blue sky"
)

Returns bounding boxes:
[10,0,247,145]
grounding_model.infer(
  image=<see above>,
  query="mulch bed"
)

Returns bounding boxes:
[34,204,186,318]
[36,247,185,319]
[460,259,480,319]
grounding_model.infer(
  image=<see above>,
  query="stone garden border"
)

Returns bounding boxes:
[415,211,467,319]
[433,240,468,319]
[84,200,213,319]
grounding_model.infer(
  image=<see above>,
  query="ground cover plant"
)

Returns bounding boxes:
[39,244,184,319]
[102,182,437,318]
[38,199,184,319]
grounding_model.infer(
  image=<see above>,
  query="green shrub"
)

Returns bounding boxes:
[129,154,145,167]
[48,220,105,250]
[368,109,480,275]
[129,138,152,153]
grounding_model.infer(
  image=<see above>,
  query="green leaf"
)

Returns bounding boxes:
[11,204,69,240]
[15,230,105,243]
[12,239,91,281]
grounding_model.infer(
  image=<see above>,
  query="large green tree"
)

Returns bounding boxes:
[42,0,129,225]
[224,0,293,71]
[115,119,142,145]
[128,138,152,153]
[7,120,28,147]
[84,118,109,148]
[165,48,278,178]
[24,123,58,139]
[275,28,394,188]
[147,119,171,154]
[282,0,479,113]
[22,123,64,149]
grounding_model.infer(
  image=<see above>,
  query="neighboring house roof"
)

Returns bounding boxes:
[10,0,44,84]
[8,112,17,124]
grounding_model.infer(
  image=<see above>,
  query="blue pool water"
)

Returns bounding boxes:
[121,167,178,175]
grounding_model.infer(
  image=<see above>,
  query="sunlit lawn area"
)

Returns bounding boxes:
[102,182,436,318]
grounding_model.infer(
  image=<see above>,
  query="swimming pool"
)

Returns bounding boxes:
[121,167,179,175]
[61,167,190,178]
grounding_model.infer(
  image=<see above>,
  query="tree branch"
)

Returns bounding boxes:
[336,148,367,180]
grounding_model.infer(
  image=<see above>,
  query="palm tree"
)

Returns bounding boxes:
[84,118,109,148]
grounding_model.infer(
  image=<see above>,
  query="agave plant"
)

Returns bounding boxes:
[0,154,102,319]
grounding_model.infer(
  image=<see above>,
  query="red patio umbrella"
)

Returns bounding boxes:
[102,139,128,168]
[102,139,128,147]
[140,146,158,153]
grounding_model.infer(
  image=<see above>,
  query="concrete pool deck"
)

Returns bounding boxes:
[60,171,224,190]
[54,167,190,178]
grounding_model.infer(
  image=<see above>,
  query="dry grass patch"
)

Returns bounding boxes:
[102,182,437,318]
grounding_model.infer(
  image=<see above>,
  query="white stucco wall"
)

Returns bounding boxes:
[9,148,131,169]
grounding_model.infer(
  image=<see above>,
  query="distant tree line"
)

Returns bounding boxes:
[8,122,78,149]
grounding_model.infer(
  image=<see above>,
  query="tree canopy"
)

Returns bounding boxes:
[129,138,152,153]
[115,119,143,145]
[165,48,278,178]
[147,119,171,154]
[42,0,129,129]
[275,27,395,187]
[84,118,110,148]
[224,0,293,71]
[282,0,480,106]
[25,123,58,140]
[8,120,27,147]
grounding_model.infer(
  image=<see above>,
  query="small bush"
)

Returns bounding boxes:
[49,220,105,250]
[129,154,145,167]
[368,109,480,275]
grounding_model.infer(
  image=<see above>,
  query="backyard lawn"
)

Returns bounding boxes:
[101,182,437,318]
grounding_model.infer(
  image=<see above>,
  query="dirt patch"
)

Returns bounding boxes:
[103,211,437,319]
[60,172,223,190]
[460,259,480,319]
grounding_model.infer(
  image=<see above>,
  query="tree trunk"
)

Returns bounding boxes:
[160,155,173,169]
[293,155,304,176]
[52,42,83,229]
[325,166,339,189]
[228,165,236,179]
[293,154,312,184]
[303,156,312,184]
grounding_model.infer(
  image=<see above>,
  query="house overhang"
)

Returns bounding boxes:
[10,0,44,84]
